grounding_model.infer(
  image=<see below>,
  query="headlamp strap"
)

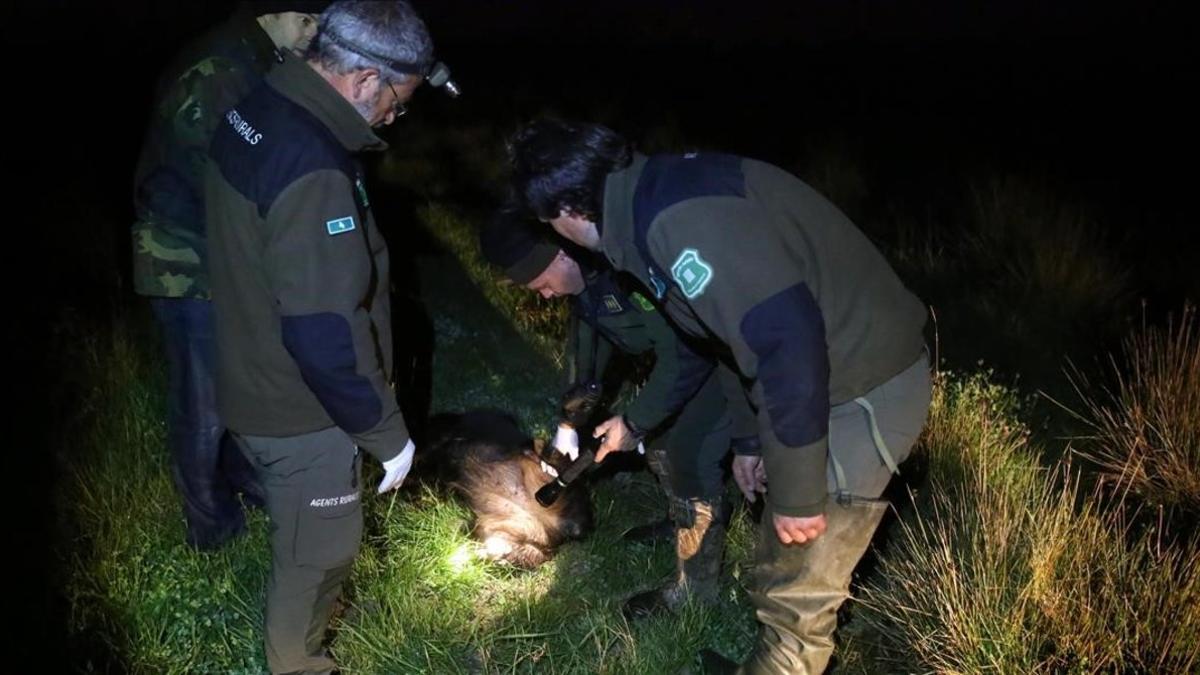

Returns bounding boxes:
[321,28,430,77]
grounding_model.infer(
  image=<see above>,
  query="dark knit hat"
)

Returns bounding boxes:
[479,205,560,285]
[246,0,332,17]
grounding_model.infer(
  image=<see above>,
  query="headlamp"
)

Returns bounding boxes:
[322,29,461,97]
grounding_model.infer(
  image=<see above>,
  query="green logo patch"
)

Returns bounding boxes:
[670,248,714,298]
[631,292,657,312]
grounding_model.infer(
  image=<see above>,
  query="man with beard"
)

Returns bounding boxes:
[205,2,439,671]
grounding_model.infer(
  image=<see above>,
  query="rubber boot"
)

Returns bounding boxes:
[622,447,673,542]
[622,517,675,542]
[739,498,889,675]
[624,495,725,620]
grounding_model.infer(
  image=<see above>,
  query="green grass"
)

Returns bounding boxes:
[55,312,272,674]
[859,371,1200,673]
[883,174,1133,390]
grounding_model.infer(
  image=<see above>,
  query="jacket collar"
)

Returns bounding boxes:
[229,3,282,72]
[265,50,388,153]
[599,152,649,273]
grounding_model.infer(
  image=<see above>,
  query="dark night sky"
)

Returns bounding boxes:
[14,0,1192,233]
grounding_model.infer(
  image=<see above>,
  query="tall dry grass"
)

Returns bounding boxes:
[1070,305,1200,512]
[862,371,1200,673]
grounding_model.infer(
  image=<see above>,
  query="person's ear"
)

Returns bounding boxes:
[351,68,382,101]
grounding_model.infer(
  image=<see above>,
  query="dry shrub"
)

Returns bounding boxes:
[1071,305,1200,512]
[862,371,1200,673]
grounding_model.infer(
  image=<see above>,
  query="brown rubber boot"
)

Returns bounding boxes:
[624,496,725,620]
[740,498,888,674]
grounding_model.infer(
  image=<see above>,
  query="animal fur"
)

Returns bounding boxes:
[423,410,593,568]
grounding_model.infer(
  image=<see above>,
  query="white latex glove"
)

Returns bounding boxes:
[377,438,415,494]
[539,461,560,478]
[553,424,580,461]
[637,442,645,455]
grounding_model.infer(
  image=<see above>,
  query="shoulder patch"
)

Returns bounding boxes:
[326,216,356,236]
[671,248,714,299]
[631,292,657,312]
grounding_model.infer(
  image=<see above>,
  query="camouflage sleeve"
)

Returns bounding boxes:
[168,56,257,182]
[132,56,258,298]
[649,197,830,517]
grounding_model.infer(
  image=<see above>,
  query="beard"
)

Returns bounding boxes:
[353,88,384,124]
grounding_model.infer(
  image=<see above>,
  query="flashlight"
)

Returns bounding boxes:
[534,381,603,506]
[426,61,461,97]
[535,445,597,507]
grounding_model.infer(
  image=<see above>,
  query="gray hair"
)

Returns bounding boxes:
[306,0,434,84]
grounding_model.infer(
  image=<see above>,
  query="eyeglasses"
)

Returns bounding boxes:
[386,81,408,117]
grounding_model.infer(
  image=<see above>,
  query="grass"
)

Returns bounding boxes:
[54,311,272,674]
[1068,304,1200,513]
[860,371,1200,673]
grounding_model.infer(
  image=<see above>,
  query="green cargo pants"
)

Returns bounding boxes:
[235,426,364,675]
[626,369,732,618]
[744,352,932,674]
[657,369,732,499]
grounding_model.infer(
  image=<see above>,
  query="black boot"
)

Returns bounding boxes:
[624,496,725,620]
[625,449,680,543]
[621,516,674,542]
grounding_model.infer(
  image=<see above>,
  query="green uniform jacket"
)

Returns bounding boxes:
[569,265,711,433]
[132,5,281,299]
[205,51,407,463]
[600,152,927,516]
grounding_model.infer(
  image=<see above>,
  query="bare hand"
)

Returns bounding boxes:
[732,455,768,502]
[593,415,637,462]
[773,513,827,545]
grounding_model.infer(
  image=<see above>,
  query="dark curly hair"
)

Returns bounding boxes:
[507,118,633,223]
